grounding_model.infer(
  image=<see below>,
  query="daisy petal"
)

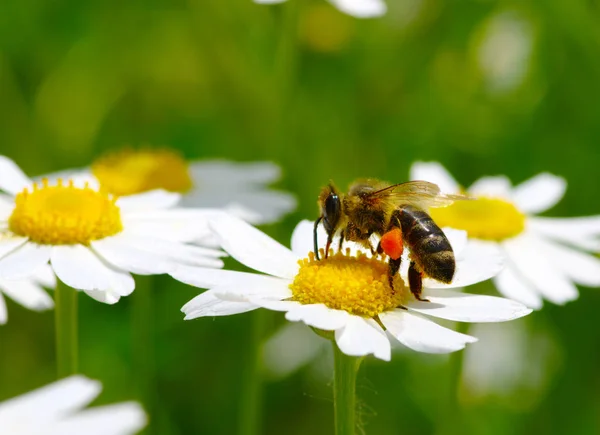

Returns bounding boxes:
[468,175,513,198]
[0,375,100,419]
[92,237,176,275]
[329,0,387,18]
[32,264,57,288]
[425,239,504,288]
[528,216,600,251]
[493,265,543,310]
[0,236,29,261]
[0,242,51,280]
[210,214,300,279]
[284,304,350,330]
[291,220,318,257]
[335,316,391,361]
[116,190,181,211]
[173,266,289,292]
[409,161,460,193]
[248,298,301,312]
[182,290,258,319]
[189,160,282,186]
[535,238,600,287]
[123,210,217,243]
[380,310,477,353]
[254,0,287,5]
[0,293,7,324]
[48,402,147,435]
[512,173,566,214]
[0,155,32,195]
[83,290,121,304]
[443,228,468,258]
[51,245,134,296]
[0,280,54,311]
[408,288,532,322]
[503,233,579,304]
[213,278,292,302]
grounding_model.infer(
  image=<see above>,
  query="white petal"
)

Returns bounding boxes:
[254,0,287,4]
[116,190,181,211]
[291,220,317,257]
[173,266,288,292]
[408,288,532,322]
[0,236,29,261]
[0,375,100,420]
[329,0,387,18]
[210,214,300,279]
[512,173,566,214]
[213,279,292,302]
[424,239,504,288]
[189,160,282,186]
[0,292,7,324]
[528,216,600,251]
[47,402,146,435]
[0,279,54,311]
[122,209,219,243]
[248,298,301,312]
[534,237,600,287]
[83,290,122,304]
[51,245,134,296]
[335,316,391,361]
[468,175,513,198]
[182,290,258,319]
[502,233,579,304]
[409,161,460,193]
[492,265,543,310]
[0,242,51,280]
[380,309,477,353]
[284,304,350,330]
[91,237,173,275]
[32,264,57,288]
[0,155,32,195]
[443,227,468,258]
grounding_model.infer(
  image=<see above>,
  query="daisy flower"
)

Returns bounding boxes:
[410,162,600,309]
[254,0,387,19]
[0,265,55,324]
[46,148,296,226]
[0,155,225,304]
[173,215,532,360]
[0,375,146,435]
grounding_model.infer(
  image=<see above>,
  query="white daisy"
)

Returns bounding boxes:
[44,149,296,226]
[173,215,531,360]
[410,161,600,309]
[0,155,225,304]
[0,264,55,324]
[0,375,146,435]
[254,0,387,19]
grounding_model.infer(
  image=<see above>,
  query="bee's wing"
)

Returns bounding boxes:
[365,181,469,209]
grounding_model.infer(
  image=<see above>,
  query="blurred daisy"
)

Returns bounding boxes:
[0,265,55,324]
[47,149,296,226]
[0,375,146,435]
[173,215,531,360]
[254,0,387,19]
[410,162,600,309]
[0,155,225,304]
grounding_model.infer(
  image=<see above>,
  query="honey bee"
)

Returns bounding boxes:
[314,179,468,302]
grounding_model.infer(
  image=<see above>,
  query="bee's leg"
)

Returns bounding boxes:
[338,232,345,253]
[387,257,401,295]
[408,261,430,302]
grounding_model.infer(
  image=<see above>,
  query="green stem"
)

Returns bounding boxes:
[238,310,267,435]
[442,322,470,435]
[333,342,363,435]
[55,280,78,378]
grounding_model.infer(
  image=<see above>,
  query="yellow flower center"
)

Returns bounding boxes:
[8,179,123,245]
[429,197,526,241]
[91,149,193,196]
[290,250,408,318]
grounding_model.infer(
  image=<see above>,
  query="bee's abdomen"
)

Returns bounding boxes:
[399,206,455,283]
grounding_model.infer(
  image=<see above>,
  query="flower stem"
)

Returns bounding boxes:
[333,342,363,435]
[55,280,78,378]
[238,310,267,435]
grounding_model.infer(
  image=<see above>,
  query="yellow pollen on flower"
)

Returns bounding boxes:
[429,197,526,241]
[290,250,408,318]
[91,148,193,196]
[8,179,123,245]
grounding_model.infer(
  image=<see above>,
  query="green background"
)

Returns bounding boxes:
[1,0,600,434]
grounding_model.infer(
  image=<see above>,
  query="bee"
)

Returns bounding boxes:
[314,179,468,302]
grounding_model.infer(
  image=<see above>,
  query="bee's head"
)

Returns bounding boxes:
[315,183,342,259]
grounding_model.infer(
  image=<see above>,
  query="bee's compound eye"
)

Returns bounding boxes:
[323,193,341,233]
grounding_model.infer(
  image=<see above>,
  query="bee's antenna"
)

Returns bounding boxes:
[314,216,322,260]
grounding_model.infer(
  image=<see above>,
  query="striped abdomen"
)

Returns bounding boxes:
[398,205,455,283]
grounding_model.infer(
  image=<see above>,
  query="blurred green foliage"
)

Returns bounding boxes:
[1,0,600,434]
